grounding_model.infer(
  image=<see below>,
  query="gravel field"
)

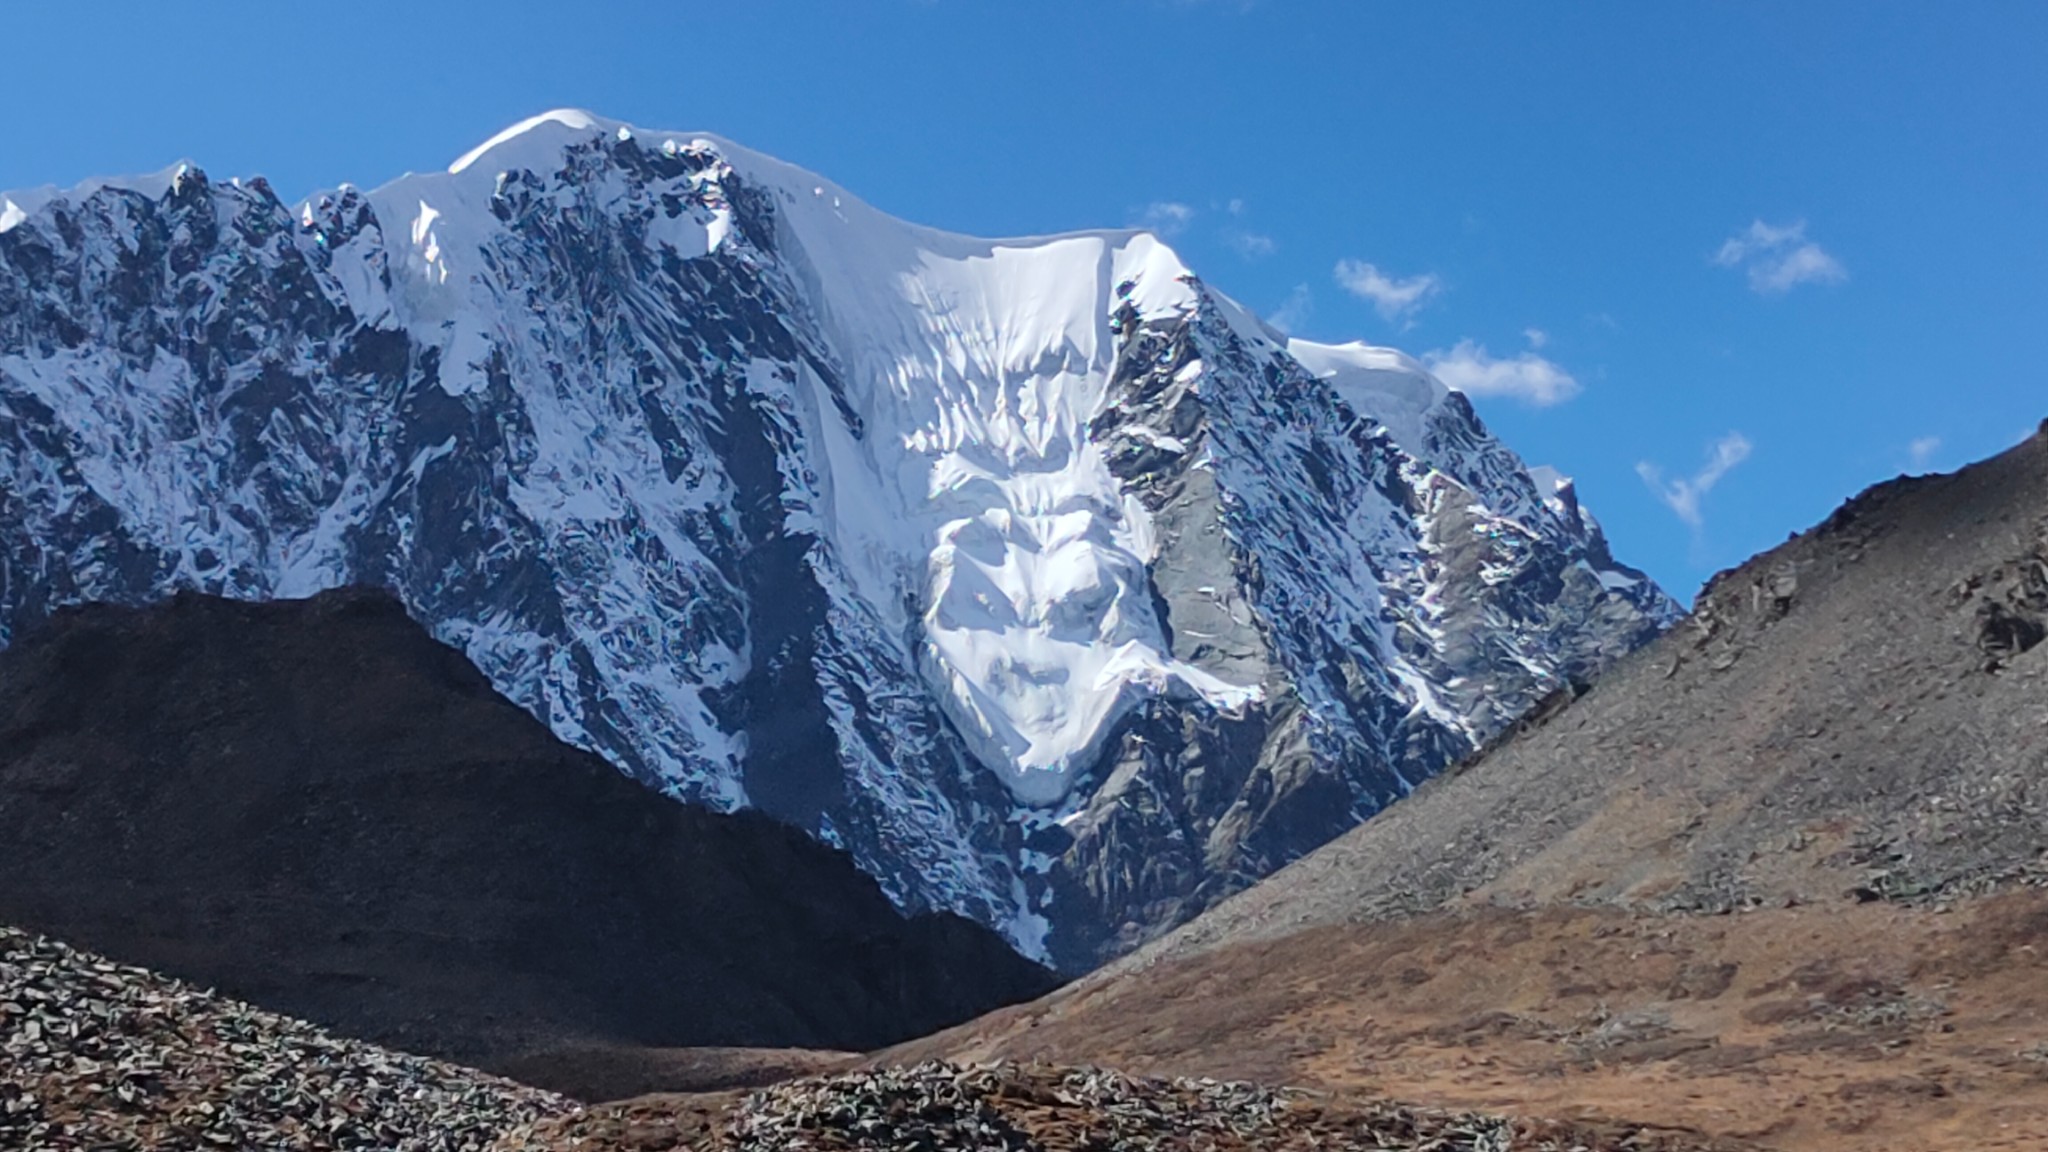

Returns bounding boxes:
[498,1061,1744,1151]
[0,925,569,1151]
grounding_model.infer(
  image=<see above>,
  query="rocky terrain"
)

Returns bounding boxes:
[0,922,568,1151]
[0,111,1675,967]
[884,428,2048,1151]
[495,1061,1747,1152]
[0,588,1052,1093]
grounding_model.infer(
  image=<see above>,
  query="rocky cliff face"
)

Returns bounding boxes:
[0,110,1677,970]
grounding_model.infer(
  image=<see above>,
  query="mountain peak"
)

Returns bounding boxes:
[0,119,1677,968]
[448,108,620,175]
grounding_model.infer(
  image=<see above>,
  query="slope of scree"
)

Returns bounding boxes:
[493,1061,1752,1152]
[1,921,569,1151]
[0,588,1056,1094]
[1134,423,2048,964]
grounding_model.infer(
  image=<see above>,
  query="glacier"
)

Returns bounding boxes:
[0,110,1680,969]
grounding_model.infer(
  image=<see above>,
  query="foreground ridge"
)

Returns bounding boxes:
[0,924,569,1151]
[498,1061,1747,1152]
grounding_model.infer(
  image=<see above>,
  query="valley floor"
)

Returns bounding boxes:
[22,892,2048,1150]
[885,889,2048,1151]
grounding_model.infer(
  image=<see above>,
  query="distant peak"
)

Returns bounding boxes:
[0,160,202,220]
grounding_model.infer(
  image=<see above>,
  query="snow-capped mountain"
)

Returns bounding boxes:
[0,110,1678,970]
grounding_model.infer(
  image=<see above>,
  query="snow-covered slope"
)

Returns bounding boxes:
[0,111,1679,969]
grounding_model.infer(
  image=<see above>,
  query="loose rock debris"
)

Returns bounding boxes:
[0,924,568,1150]
[501,1062,1741,1151]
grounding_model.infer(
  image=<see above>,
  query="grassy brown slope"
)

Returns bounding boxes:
[887,894,2048,1151]
[0,588,1055,1096]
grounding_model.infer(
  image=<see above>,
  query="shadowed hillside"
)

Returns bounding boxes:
[0,588,1056,1095]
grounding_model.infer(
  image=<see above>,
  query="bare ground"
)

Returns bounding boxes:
[492,1046,855,1106]
[885,889,2048,1151]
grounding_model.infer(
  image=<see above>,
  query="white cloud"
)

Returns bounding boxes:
[1712,220,1804,265]
[1266,284,1313,334]
[1752,243,1848,294]
[1909,435,1942,471]
[1421,340,1580,406]
[1522,326,1549,349]
[1226,197,1246,216]
[1137,201,1195,237]
[1225,230,1276,259]
[1333,259,1442,324]
[1713,219,1847,295]
[1637,432,1753,531]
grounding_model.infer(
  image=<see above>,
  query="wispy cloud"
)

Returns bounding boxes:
[1225,230,1276,260]
[1137,201,1195,237]
[1421,339,1580,406]
[1266,284,1313,334]
[1637,432,1753,531]
[1909,435,1942,471]
[1712,219,1847,295]
[1522,326,1549,350]
[1333,259,1442,324]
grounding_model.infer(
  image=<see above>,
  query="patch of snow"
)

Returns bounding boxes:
[1286,338,1448,454]
[448,109,608,176]
[1596,566,1641,591]
[628,130,1266,806]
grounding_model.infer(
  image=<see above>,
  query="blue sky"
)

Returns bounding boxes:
[2,1,2041,600]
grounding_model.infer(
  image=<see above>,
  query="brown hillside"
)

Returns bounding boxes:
[889,894,2048,1151]
[0,588,1055,1096]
